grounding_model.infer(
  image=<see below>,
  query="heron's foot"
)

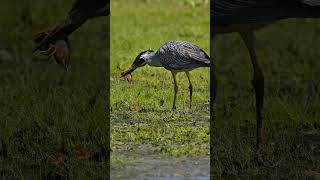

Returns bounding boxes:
[188,104,193,114]
[172,105,176,111]
[254,150,264,164]
[254,149,275,168]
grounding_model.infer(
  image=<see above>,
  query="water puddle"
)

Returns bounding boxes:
[111,156,209,179]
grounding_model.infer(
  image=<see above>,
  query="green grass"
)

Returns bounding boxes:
[110,0,210,177]
[213,20,320,178]
[0,0,108,179]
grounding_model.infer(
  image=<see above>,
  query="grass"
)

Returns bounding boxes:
[110,0,210,178]
[213,19,320,179]
[0,0,109,179]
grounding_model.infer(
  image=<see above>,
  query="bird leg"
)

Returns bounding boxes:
[185,71,193,109]
[171,72,178,111]
[240,31,265,163]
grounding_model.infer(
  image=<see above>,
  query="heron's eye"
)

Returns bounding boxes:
[139,58,145,63]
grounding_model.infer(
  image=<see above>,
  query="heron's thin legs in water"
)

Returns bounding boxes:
[185,71,193,109]
[240,31,265,162]
[171,71,178,111]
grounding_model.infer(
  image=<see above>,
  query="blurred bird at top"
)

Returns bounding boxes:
[212,0,320,164]
[33,0,109,69]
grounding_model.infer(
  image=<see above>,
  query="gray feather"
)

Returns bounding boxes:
[212,0,320,26]
[153,41,210,71]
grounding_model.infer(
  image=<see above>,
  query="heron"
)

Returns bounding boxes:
[121,41,210,111]
[211,0,320,163]
[33,0,109,69]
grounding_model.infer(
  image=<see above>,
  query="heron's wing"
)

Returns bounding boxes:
[178,42,210,64]
[157,41,210,70]
[212,0,320,26]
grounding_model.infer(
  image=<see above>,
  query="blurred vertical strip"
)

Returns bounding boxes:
[0,0,110,179]
[106,0,110,179]
[210,0,217,179]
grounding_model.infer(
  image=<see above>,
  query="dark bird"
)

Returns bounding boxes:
[211,0,320,164]
[121,41,210,111]
[33,0,109,69]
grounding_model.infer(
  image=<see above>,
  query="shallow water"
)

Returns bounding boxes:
[111,156,209,180]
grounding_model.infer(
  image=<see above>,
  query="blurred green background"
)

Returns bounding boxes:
[214,19,320,178]
[0,0,108,179]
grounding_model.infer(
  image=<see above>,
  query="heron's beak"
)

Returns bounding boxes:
[121,65,138,77]
[33,23,66,53]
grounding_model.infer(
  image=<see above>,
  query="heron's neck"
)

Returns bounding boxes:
[145,52,162,67]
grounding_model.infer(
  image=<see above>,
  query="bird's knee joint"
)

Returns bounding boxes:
[253,69,264,81]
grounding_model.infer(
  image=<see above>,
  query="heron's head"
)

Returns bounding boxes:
[121,50,154,77]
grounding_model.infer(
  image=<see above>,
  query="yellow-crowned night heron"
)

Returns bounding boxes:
[33,0,109,69]
[212,0,320,163]
[121,41,210,111]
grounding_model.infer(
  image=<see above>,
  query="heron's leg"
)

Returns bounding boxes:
[171,71,178,111]
[240,31,265,162]
[185,71,193,109]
